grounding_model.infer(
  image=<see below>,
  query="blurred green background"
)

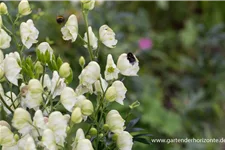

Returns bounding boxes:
[3,1,225,150]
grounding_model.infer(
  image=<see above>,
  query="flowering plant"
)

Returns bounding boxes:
[0,0,150,150]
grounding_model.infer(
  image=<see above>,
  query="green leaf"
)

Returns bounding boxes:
[133,137,151,145]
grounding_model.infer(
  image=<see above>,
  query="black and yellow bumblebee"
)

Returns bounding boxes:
[127,52,136,65]
[56,15,65,24]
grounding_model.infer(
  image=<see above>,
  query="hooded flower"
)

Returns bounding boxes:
[72,128,93,150]
[42,129,57,150]
[21,79,43,109]
[61,14,78,42]
[4,52,21,86]
[47,111,70,147]
[77,61,100,94]
[106,110,125,133]
[0,125,17,147]
[60,87,77,112]
[99,25,117,48]
[72,128,85,150]
[106,80,127,105]
[116,131,133,150]
[18,0,32,16]
[0,29,11,49]
[84,26,98,50]
[51,71,66,98]
[20,19,39,49]
[12,108,33,135]
[76,139,94,150]
[104,54,119,80]
[117,53,139,76]
[32,110,46,138]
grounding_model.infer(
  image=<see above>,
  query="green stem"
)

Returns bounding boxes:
[81,6,94,61]
[9,83,16,109]
[0,94,14,113]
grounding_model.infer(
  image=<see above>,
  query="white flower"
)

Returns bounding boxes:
[60,87,77,112]
[72,128,85,150]
[18,0,32,16]
[116,131,133,150]
[37,42,53,59]
[108,80,127,105]
[21,79,43,109]
[0,29,11,49]
[84,26,98,50]
[47,111,70,147]
[117,53,139,76]
[4,53,21,86]
[20,19,39,49]
[42,129,57,150]
[75,98,93,116]
[12,108,33,135]
[61,14,78,42]
[18,135,37,150]
[99,25,117,48]
[32,110,46,137]
[79,61,100,87]
[51,71,66,98]
[106,110,125,133]
[0,2,8,15]
[76,139,94,150]
[104,54,119,80]
[77,61,100,95]
[40,74,51,90]
[0,125,16,147]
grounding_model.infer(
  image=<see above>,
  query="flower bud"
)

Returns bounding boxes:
[106,110,125,133]
[105,86,117,102]
[14,134,19,141]
[71,107,83,124]
[0,120,11,129]
[80,99,93,116]
[59,62,71,78]
[18,0,32,16]
[103,124,109,131]
[89,127,97,136]
[79,56,85,68]
[81,0,95,11]
[86,135,91,139]
[34,61,43,75]
[99,133,103,138]
[0,3,8,15]
[112,134,118,141]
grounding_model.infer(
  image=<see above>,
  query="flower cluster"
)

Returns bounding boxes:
[0,0,143,150]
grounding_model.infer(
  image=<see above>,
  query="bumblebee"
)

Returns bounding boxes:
[127,52,136,65]
[56,15,65,24]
